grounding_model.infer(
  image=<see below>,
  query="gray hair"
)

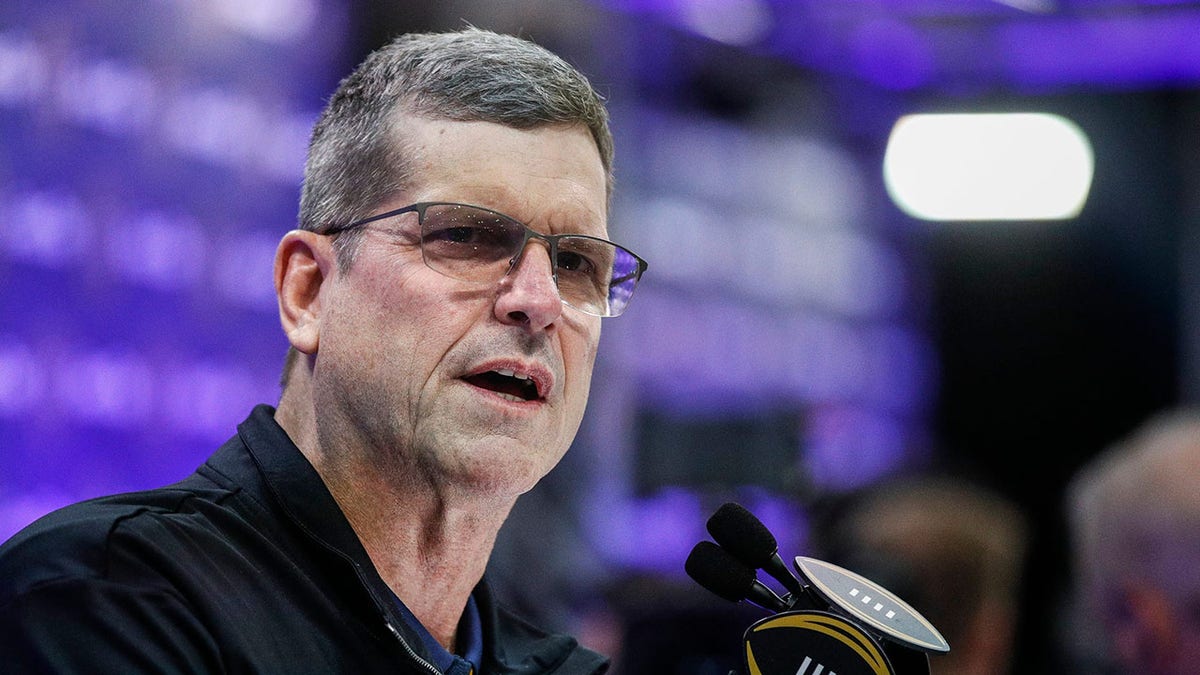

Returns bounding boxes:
[1068,410,1200,617]
[299,27,614,268]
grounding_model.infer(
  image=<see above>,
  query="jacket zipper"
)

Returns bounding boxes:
[386,620,444,675]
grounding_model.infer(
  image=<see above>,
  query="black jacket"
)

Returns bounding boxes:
[0,405,608,674]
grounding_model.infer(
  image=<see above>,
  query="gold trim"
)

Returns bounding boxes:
[748,613,891,675]
[746,642,761,675]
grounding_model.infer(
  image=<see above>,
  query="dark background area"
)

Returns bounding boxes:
[931,91,1184,668]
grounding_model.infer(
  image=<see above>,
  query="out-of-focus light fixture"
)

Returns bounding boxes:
[678,0,772,46]
[883,113,1094,221]
[212,0,318,43]
[993,0,1055,13]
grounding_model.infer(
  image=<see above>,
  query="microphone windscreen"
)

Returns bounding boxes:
[706,502,778,568]
[684,541,756,603]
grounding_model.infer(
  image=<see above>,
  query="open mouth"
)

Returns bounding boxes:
[463,368,541,402]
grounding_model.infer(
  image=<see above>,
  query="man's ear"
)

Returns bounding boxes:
[275,230,334,355]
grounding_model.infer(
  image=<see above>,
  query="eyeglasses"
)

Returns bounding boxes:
[323,202,647,317]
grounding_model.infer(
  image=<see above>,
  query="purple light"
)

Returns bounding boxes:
[613,488,706,571]
[847,17,935,91]
[622,288,931,416]
[213,233,283,310]
[805,407,912,491]
[0,32,48,105]
[59,59,157,134]
[0,0,343,544]
[108,212,207,291]
[161,362,278,440]
[863,325,937,413]
[0,341,44,416]
[55,352,155,428]
[4,192,92,267]
[601,1,1200,91]
[603,489,810,571]
[999,13,1200,88]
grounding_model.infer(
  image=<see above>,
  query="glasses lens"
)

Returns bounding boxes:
[607,246,644,316]
[557,236,643,317]
[418,203,644,317]
[419,204,524,282]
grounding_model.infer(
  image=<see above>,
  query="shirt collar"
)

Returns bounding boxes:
[390,591,484,674]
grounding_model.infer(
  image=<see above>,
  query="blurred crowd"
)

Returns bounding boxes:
[528,408,1200,675]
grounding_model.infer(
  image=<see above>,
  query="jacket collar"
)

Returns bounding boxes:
[216,404,607,674]
[233,404,369,562]
[218,405,441,665]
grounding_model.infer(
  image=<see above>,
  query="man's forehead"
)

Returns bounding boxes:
[393,118,608,233]
[395,115,596,165]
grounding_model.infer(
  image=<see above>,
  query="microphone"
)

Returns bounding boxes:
[706,502,806,597]
[685,541,788,613]
[688,503,949,675]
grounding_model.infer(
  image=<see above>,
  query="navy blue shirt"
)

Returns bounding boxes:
[392,592,484,675]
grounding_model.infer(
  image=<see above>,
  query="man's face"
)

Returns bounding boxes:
[310,117,608,496]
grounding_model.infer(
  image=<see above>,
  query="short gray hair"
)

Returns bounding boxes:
[1068,410,1200,616]
[299,27,614,268]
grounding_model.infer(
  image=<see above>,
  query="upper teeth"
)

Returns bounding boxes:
[495,369,531,380]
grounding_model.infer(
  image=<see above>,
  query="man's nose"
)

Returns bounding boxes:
[494,241,562,330]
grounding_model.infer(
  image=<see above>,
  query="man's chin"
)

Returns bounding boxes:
[421,434,566,495]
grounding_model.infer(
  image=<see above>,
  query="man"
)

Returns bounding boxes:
[814,477,1028,675]
[1065,411,1200,675]
[0,28,646,673]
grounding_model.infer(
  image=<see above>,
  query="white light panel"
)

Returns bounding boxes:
[883,112,1094,221]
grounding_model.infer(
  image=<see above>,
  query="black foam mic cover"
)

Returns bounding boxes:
[708,502,807,597]
[685,541,787,612]
[685,541,756,603]
[706,502,778,568]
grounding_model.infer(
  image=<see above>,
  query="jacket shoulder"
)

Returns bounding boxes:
[0,482,233,605]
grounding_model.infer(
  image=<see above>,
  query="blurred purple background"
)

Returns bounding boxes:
[0,0,352,536]
[3,1,1199,671]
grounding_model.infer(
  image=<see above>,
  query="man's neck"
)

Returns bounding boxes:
[333,474,514,650]
[274,388,515,650]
